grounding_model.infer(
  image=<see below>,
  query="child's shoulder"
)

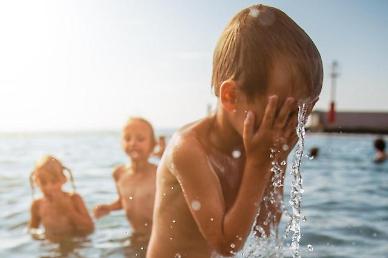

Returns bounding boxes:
[176,116,213,144]
[66,191,83,200]
[168,117,213,172]
[31,198,42,210]
[112,164,127,181]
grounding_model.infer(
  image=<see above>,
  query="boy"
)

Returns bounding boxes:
[147,4,323,258]
[93,117,157,251]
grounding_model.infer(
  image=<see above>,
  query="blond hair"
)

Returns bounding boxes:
[211,4,323,100]
[29,155,76,199]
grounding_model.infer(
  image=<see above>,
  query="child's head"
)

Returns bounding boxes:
[212,4,323,132]
[158,136,166,147]
[122,117,156,161]
[30,155,75,198]
[374,138,386,152]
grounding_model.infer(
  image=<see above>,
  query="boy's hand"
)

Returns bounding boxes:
[243,95,297,167]
[93,204,111,219]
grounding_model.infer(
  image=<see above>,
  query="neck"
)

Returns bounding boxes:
[130,159,149,173]
[209,107,244,154]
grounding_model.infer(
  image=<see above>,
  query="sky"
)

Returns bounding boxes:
[0,0,387,132]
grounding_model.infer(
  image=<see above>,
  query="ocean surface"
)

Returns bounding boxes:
[0,131,387,258]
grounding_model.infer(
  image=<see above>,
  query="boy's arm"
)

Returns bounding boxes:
[255,119,298,235]
[109,166,124,210]
[28,199,41,229]
[93,166,124,219]
[172,96,296,255]
[173,139,271,256]
[68,193,95,235]
[254,98,316,236]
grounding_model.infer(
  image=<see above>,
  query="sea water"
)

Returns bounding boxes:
[0,131,387,258]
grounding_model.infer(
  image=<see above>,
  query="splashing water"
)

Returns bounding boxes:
[216,103,310,258]
[286,103,308,258]
[191,200,201,211]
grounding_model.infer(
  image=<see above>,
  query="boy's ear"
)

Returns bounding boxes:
[220,80,238,112]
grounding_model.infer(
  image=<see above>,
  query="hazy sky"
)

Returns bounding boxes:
[0,0,387,132]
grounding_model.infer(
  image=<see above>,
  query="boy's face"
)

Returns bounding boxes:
[234,60,318,135]
[122,120,155,161]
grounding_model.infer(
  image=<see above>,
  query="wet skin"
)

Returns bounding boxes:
[29,177,94,242]
[93,119,157,243]
[147,60,318,258]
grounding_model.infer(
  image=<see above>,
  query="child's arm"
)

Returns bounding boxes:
[255,98,316,236]
[93,166,124,219]
[28,199,41,229]
[68,193,95,235]
[172,96,296,255]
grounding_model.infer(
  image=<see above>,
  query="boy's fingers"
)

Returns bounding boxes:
[276,97,295,129]
[243,111,255,144]
[261,96,278,129]
[283,113,298,140]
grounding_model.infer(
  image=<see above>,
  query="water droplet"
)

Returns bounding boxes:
[191,200,201,211]
[169,237,173,241]
[307,244,313,252]
[282,144,289,151]
[281,160,287,166]
[171,186,174,190]
[163,192,167,197]
[129,196,133,200]
[175,254,182,258]
[144,222,148,227]
[172,219,176,223]
[232,149,241,159]
[210,217,214,222]
[140,246,144,250]
[235,235,243,241]
[230,243,236,249]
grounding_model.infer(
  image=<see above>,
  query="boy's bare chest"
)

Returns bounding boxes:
[208,153,244,209]
[117,173,154,203]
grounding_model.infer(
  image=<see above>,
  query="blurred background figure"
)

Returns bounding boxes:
[309,147,320,159]
[373,137,387,163]
[153,136,166,159]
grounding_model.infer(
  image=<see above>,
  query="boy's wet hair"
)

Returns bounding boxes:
[29,155,76,199]
[374,138,386,152]
[211,4,323,100]
[124,117,157,148]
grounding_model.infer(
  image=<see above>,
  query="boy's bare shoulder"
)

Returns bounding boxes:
[168,117,212,174]
[112,164,126,181]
